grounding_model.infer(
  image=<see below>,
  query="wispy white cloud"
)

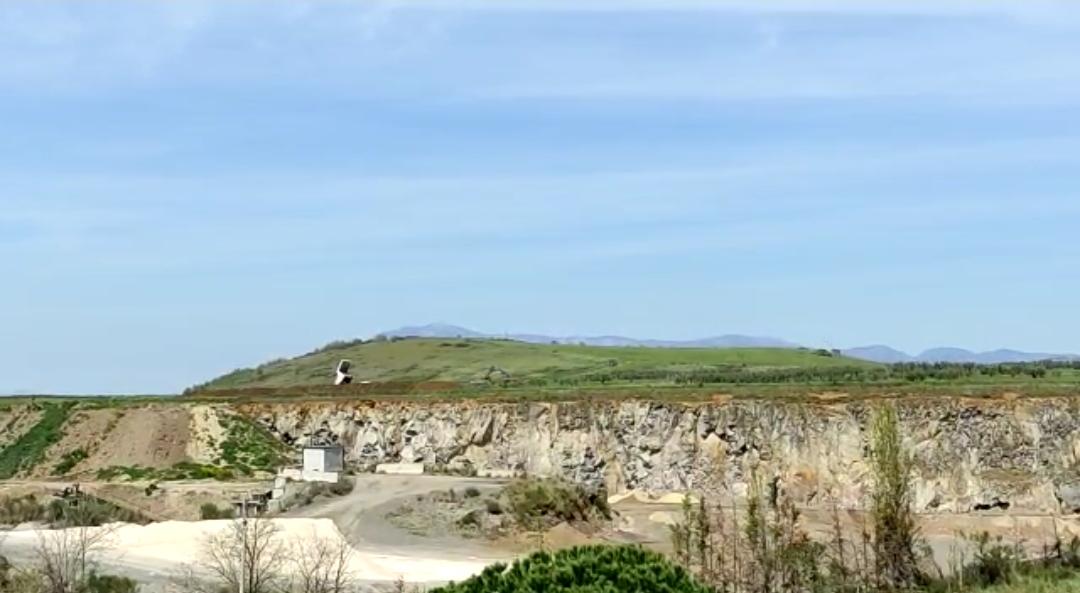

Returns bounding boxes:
[4,133,1078,278]
[3,0,1078,103]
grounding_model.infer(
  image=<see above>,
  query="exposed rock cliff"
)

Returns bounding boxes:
[240,397,1080,515]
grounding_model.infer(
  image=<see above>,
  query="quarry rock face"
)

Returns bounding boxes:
[241,397,1080,514]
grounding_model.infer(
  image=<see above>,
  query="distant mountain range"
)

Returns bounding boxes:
[380,323,1078,364]
[381,323,799,349]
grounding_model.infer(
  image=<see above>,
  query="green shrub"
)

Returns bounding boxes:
[0,554,9,590]
[0,494,45,525]
[504,478,611,527]
[97,462,235,482]
[52,447,89,475]
[457,509,482,529]
[297,478,355,508]
[84,571,140,593]
[329,478,355,497]
[964,532,1024,587]
[431,545,712,593]
[46,496,149,528]
[216,415,290,474]
[199,503,235,520]
[464,486,481,498]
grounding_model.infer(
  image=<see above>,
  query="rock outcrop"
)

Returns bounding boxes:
[240,397,1080,514]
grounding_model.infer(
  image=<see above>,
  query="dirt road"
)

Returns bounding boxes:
[0,475,516,590]
[287,473,514,562]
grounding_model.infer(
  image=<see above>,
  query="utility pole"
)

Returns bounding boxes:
[237,492,252,593]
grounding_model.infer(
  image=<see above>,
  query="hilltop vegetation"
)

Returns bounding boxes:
[191,337,1080,395]
[191,337,876,392]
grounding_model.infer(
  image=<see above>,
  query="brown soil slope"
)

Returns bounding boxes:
[0,405,42,450]
[29,405,191,478]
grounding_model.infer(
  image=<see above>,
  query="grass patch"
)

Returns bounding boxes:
[216,414,290,474]
[192,338,880,392]
[0,402,73,478]
[51,447,89,475]
[183,337,1080,401]
[96,462,236,482]
[975,575,1080,593]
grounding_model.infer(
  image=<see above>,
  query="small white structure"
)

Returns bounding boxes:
[334,359,353,385]
[281,445,345,483]
[305,444,344,482]
[304,445,344,473]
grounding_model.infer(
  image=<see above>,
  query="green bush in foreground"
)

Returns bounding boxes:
[430,545,712,593]
[84,571,140,593]
[974,575,1080,593]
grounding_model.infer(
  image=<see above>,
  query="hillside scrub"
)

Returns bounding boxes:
[0,493,149,529]
[0,494,47,526]
[188,338,881,392]
[388,478,610,539]
[503,477,611,527]
[52,447,89,476]
[217,414,291,474]
[0,402,73,478]
[187,337,1080,394]
[199,503,236,520]
[96,462,236,482]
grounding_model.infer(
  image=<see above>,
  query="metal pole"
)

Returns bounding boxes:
[239,494,249,593]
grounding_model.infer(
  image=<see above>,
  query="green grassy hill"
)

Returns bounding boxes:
[196,338,877,391]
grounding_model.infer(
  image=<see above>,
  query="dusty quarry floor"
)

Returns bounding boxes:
[3,474,1079,592]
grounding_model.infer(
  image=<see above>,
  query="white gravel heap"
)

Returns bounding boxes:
[2,518,490,584]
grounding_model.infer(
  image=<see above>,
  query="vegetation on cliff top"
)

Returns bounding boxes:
[191,337,878,391]
[189,337,1080,399]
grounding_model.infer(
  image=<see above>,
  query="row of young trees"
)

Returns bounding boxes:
[544,359,1079,387]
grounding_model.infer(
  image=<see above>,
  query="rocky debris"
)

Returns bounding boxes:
[386,478,611,540]
[387,487,507,538]
[1057,481,1080,514]
[240,397,1080,515]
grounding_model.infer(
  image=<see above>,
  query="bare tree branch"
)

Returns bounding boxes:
[290,529,356,593]
[199,517,287,593]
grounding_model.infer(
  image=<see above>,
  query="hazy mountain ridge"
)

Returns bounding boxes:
[381,324,798,350]
[380,323,1077,364]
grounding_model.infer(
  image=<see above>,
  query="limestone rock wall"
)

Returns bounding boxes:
[240,397,1080,514]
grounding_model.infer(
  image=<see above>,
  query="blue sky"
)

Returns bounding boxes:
[2,1,1079,394]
